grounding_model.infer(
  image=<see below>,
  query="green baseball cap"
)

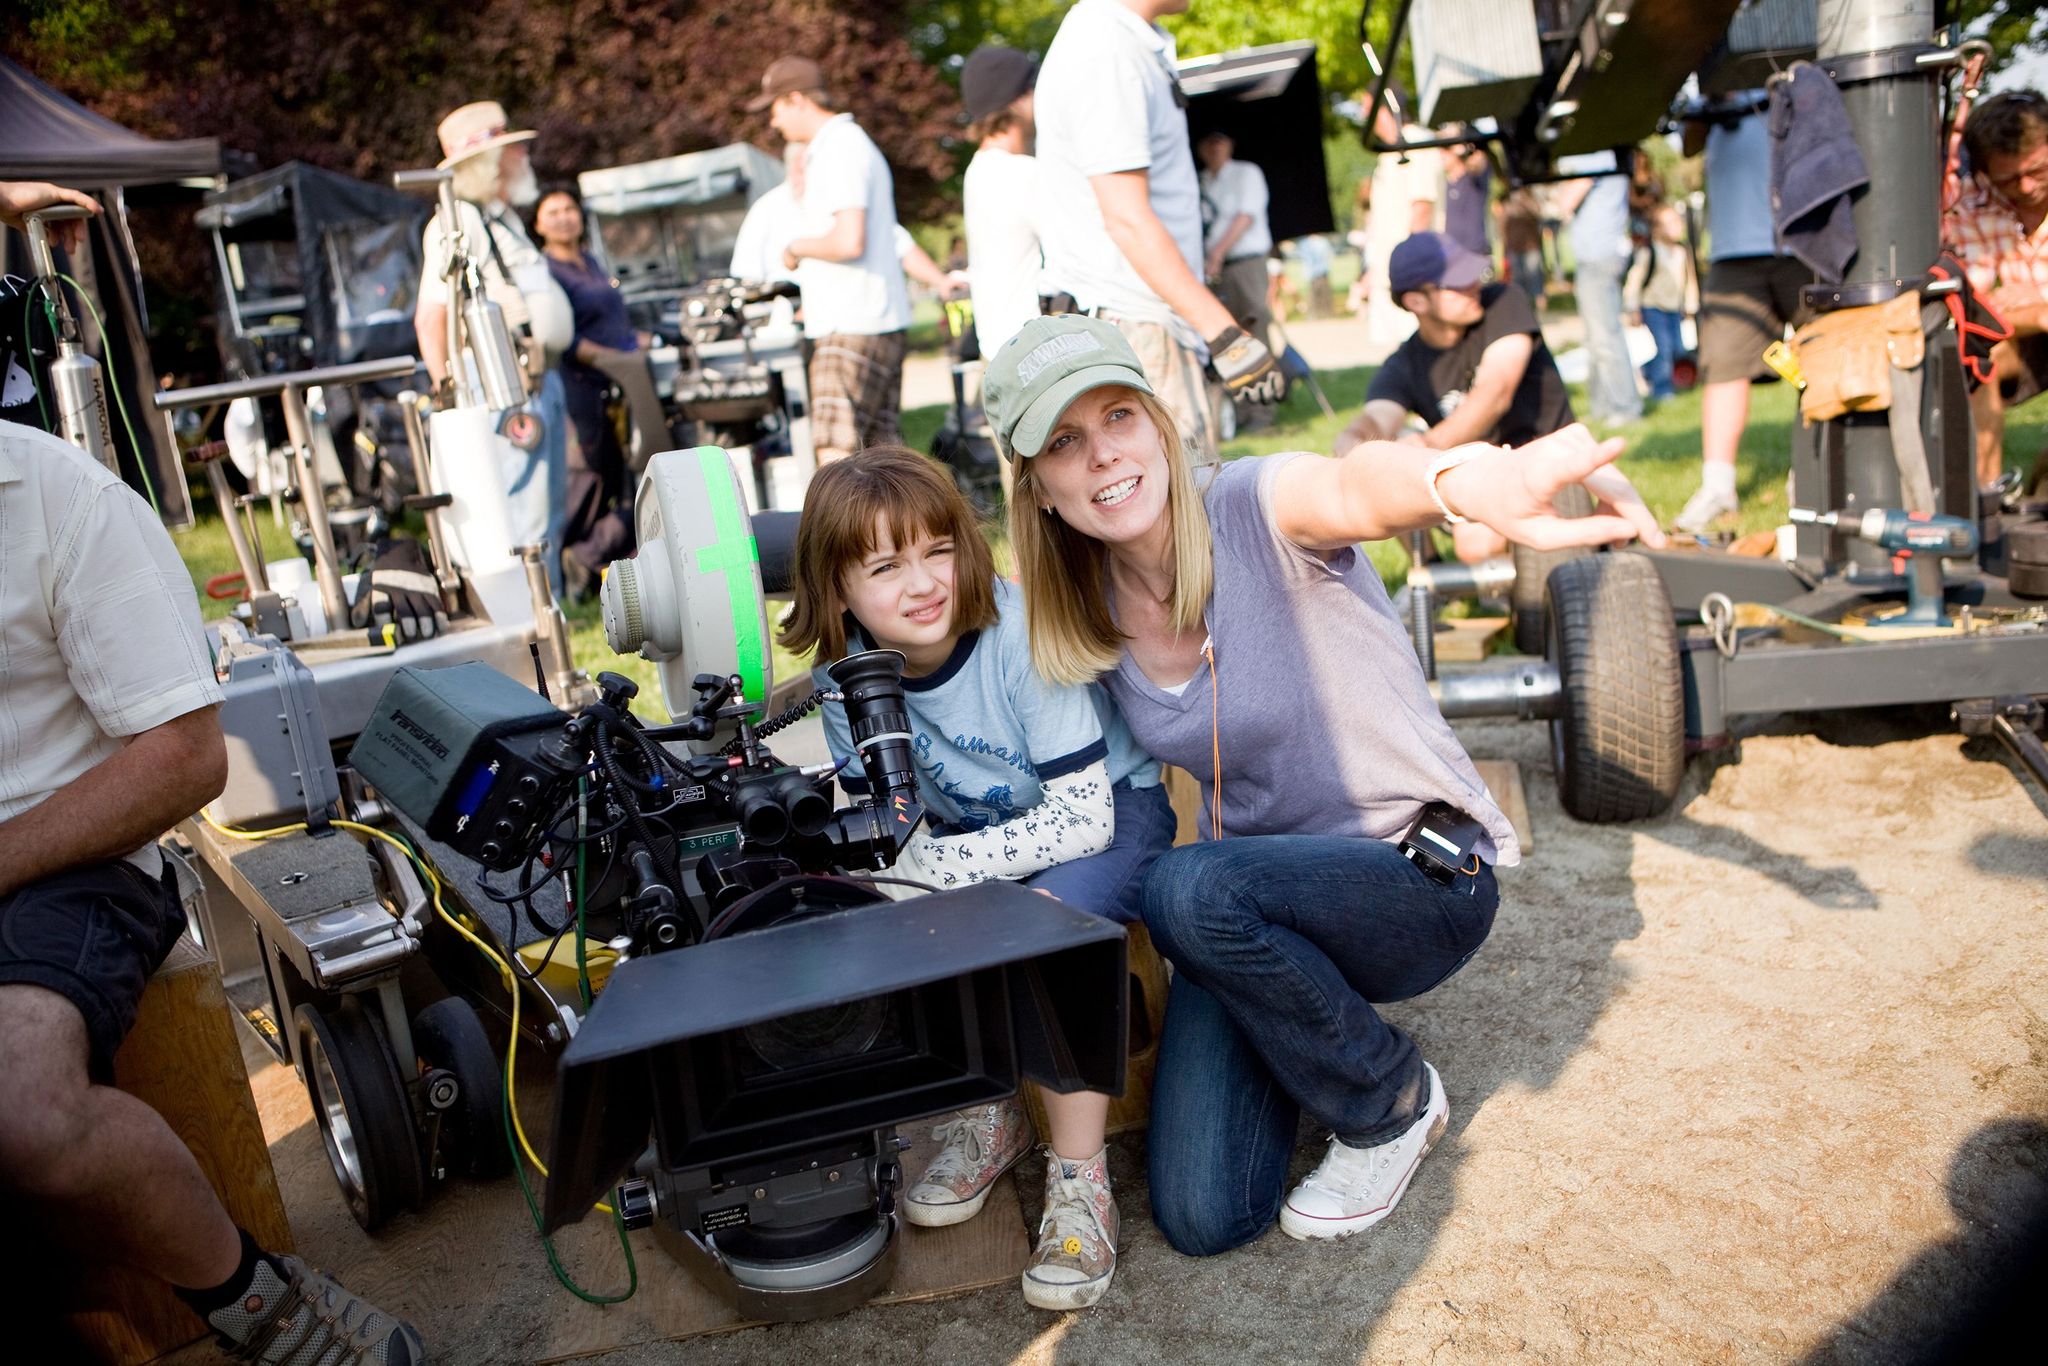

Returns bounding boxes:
[982,314,1154,461]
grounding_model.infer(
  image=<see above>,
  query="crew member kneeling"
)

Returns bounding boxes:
[987,314,1660,1254]
[1335,231,1576,561]
[0,408,425,1362]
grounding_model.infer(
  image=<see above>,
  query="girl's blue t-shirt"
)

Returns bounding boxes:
[814,577,1159,831]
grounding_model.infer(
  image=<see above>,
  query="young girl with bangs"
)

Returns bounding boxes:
[780,444,1174,1311]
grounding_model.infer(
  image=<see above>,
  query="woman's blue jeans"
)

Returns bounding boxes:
[1140,834,1497,1255]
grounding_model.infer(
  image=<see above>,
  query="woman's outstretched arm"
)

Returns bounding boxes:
[1271,423,1666,553]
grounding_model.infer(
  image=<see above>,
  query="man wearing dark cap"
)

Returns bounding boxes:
[1336,231,1573,560]
[750,56,912,464]
[961,46,1046,362]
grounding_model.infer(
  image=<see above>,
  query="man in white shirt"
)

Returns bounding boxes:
[730,141,810,286]
[413,101,574,593]
[1035,0,1280,466]
[1197,131,1275,350]
[0,413,425,1363]
[960,45,1045,360]
[752,56,913,464]
[1360,98,1445,346]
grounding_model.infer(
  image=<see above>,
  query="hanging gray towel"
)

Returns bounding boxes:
[1769,63,1869,283]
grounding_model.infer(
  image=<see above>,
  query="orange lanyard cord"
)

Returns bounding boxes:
[1205,638,1222,841]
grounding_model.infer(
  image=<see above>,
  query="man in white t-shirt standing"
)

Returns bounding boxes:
[413,101,575,594]
[1035,0,1281,466]
[752,57,913,464]
[1197,131,1274,351]
[960,46,1045,361]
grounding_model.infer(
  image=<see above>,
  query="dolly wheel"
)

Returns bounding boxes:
[296,998,426,1231]
[1510,481,1596,655]
[1545,553,1686,822]
[412,997,511,1181]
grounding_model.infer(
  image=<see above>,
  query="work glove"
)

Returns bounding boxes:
[1206,325,1285,405]
[349,539,447,644]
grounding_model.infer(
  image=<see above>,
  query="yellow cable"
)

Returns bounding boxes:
[203,810,609,1212]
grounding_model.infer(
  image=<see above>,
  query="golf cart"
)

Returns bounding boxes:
[1367,0,2048,818]
[579,144,817,511]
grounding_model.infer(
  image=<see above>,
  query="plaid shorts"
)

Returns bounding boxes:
[810,330,908,456]
[1099,313,1221,466]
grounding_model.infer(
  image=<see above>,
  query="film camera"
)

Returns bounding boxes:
[352,447,1125,1319]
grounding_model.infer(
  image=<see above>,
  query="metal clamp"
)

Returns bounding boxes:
[1702,592,1740,660]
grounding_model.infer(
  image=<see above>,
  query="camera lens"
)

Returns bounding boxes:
[828,650,917,803]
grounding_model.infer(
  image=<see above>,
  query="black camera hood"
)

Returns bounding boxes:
[541,881,1128,1232]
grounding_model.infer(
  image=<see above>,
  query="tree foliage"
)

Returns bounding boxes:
[5,0,959,211]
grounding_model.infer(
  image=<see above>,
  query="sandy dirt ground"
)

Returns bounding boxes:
[157,700,2048,1366]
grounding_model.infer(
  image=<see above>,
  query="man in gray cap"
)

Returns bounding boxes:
[752,56,912,464]
[1034,0,1282,467]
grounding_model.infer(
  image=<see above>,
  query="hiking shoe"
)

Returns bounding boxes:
[207,1254,425,1364]
[902,1097,1033,1228]
[1674,483,1740,534]
[1279,1063,1449,1242]
[1022,1147,1119,1310]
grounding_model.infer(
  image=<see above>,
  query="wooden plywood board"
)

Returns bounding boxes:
[1433,615,1508,664]
[538,1124,1030,1362]
[1472,759,1532,855]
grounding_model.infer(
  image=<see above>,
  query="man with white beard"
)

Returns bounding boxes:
[413,101,574,593]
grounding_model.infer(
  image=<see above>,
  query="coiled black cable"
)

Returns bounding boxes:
[721,688,832,755]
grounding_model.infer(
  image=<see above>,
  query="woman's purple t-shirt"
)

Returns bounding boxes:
[1099,453,1520,865]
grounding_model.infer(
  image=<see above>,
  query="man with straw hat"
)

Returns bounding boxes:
[412,100,574,593]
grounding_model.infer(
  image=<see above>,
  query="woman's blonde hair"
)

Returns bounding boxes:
[779,445,999,661]
[1008,388,1213,687]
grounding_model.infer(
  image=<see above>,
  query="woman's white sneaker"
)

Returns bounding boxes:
[1279,1062,1449,1241]
[902,1097,1034,1227]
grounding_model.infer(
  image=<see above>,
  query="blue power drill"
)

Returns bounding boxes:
[1789,507,1979,627]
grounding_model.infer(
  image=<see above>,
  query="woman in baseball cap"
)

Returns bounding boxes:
[984,312,1661,1256]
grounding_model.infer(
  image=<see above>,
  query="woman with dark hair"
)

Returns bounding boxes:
[534,184,638,596]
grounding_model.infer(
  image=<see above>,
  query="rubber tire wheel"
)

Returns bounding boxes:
[411,997,511,1181]
[1545,553,1687,822]
[1511,481,1598,655]
[296,998,426,1231]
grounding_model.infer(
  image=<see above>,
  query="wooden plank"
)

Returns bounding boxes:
[538,1125,1030,1362]
[1472,759,1532,855]
[1433,615,1508,664]
[66,937,294,1366]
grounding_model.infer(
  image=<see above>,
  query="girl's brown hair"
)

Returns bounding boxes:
[1008,388,1214,687]
[778,445,1000,661]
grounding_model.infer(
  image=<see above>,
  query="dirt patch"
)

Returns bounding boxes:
[167,708,2048,1364]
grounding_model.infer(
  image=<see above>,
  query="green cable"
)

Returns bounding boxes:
[57,271,158,517]
[503,1088,638,1305]
[383,824,637,1305]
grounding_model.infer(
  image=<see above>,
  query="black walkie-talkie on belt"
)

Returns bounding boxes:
[1398,802,1487,887]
